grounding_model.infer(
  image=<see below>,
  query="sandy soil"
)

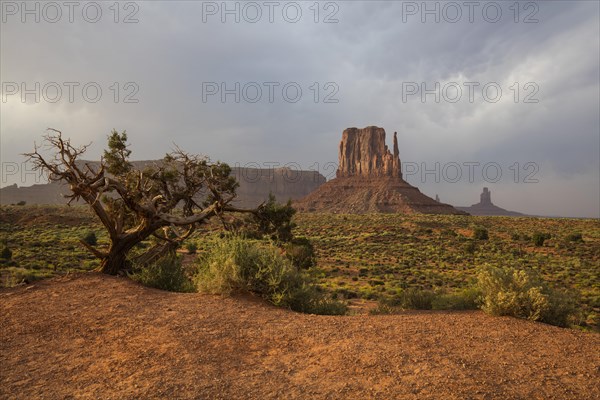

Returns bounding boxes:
[1,273,599,400]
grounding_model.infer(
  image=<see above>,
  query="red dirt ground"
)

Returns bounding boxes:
[1,273,599,399]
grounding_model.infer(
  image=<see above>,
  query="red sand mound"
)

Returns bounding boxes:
[1,273,598,399]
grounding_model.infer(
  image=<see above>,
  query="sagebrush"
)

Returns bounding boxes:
[194,236,346,315]
[476,265,579,327]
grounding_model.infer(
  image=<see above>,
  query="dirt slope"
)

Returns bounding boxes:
[294,177,465,214]
[1,274,599,400]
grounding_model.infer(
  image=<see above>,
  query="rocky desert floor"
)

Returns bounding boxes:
[1,273,599,400]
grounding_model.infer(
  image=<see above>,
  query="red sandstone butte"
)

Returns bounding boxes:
[295,126,465,214]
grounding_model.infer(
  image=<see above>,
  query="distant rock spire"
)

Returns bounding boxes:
[393,132,401,178]
[480,187,492,206]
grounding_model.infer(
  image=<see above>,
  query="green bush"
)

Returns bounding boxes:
[473,227,489,240]
[464,241,477,254]
[476,265,578,327]
[431,288,480,310]
[369,303,396,315]
[1,246,12,260]
[131,254,195,293]
[372,288,479,314]
[566,232,583,242]
[284,237,316,270]
[400,288,436,309]
[81,231,97,246]
[382,288,436,310]
[532,232,551,247]
[194,236,346,315]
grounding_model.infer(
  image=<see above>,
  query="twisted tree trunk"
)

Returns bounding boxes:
[99,239,137,274]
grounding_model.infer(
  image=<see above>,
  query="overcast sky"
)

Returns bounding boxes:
[1,1,598,218]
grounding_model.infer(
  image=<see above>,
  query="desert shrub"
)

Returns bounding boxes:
[532,232,551,247]
[369,302,396,315]
[382,288,436,310]
[16,200,26,206]
[376,287,478,311]
[476,265,578,327]
[566,233,583,242]
[285,285,349,315]
[283,237,316,270]
[131,254,195,293]
[511,232,521,241]
[372,288,479,314]
[194,236,346,315]
[1,246,13,260]
[400,288,436,309]
[473,227,489,240]
[432,288,481,310]
[464,241,477,254]
[185,242,198,254]
[81,231,97,246]
[0,258,17,267]
[335,287,359,299]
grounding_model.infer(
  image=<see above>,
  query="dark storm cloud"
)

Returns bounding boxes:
[1,0,598,217]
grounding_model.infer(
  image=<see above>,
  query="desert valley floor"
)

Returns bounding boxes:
[1,273,599,400]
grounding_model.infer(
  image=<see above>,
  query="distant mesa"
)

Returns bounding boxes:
[0,162,325,208]
[295,126,465,214]
[456,187,525,216]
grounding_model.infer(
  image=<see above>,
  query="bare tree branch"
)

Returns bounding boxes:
[24,129,260,274]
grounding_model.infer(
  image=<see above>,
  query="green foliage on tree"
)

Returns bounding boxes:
[104,130,132,175]
[254,193,297,242]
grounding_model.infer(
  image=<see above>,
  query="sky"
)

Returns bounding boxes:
[1,0,599,218]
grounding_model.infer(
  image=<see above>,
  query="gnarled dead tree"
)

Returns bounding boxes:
[25,129,259,274]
